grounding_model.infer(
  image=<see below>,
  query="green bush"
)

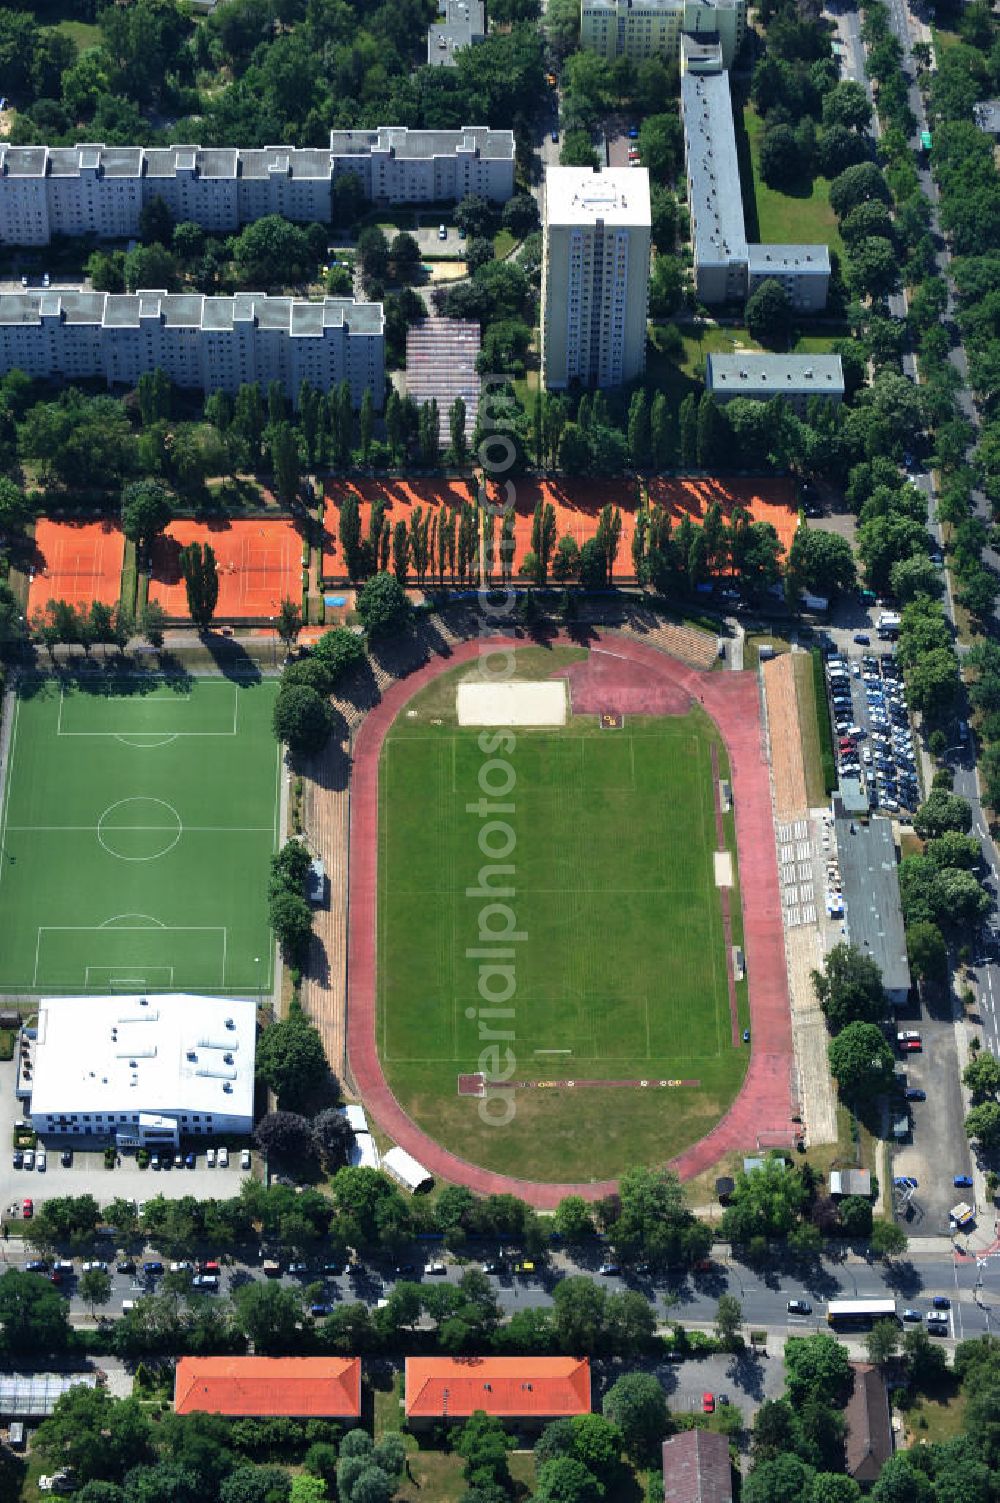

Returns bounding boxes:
[0,1029,14,1061]
[811,647,837,793]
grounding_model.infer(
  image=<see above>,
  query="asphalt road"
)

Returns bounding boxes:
[7,1242,1000,1343]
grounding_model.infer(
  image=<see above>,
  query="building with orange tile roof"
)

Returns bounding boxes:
[174,1357,361,1419]
[405,1357,591,1426]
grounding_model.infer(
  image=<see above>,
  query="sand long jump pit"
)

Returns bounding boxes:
[456,680,568,727]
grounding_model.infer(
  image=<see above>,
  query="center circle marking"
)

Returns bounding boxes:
[97,797,182,862]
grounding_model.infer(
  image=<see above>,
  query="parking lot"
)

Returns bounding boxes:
[0,1052,252,1226]
[825,645,921,814]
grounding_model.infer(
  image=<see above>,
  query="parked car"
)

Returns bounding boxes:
[36,1148,46,1172]
[206,1148,216,1167]
[192,1274,219,1290]
[22,1198,33,1218]
[117,1260,136,1274]
[309,1303,331,1317]
[787,1299,811,1314]
[143,1261,164,1276]
[81,1260,107,1273]
[241,1148,251,1170]
[932,1296,951,1309]
[954,1175,974,1188]
[903,1308,922,1321]
[23,1149,34,1170]
[905,1089,926,1101]
[25,1259,48,1273]
[185,1152,196,1169]
[61,1149,72,1167]
[702,1393,715,1414]
[598,1263,621,1276]
[170,1261,193,1273]
[150,1154,161,1170]
[218,1146,229,1168]
[853,633,871,645]
[12,1150,22,1169]
[424,1261,447,1275]
[288,1262,309,1275]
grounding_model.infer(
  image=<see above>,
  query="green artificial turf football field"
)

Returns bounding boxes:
[0,673,279,995]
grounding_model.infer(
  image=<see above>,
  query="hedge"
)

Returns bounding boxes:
[811,646,837,794]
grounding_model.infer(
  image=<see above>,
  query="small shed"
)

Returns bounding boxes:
[306,858,327,907]
[830,1169,872,1199]
[382,1146,433,1193]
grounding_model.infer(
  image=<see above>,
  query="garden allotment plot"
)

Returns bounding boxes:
[0,675,280,994]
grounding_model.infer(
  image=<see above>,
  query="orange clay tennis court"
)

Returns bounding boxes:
[149,519,302,619]
[647,477,799,558]
[485,477,641,579]
[28,519,125,616]
[323,479,478,580]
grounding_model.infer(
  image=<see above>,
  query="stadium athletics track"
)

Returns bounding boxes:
[28,519,126,617]
[346,633,795,1207]
[149,519,302,619]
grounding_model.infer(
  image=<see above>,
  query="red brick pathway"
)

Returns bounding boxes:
[347,634,795,1207]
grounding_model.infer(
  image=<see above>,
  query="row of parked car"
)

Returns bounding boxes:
[826,651,919,812]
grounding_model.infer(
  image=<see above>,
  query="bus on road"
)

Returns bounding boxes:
[827,1299,897,1329]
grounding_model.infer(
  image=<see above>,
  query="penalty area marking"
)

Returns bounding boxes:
[56,682,240,738]
[33,923,228,990]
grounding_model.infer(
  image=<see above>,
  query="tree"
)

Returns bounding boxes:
[743,1455,816,1503]
[966,1101,1000,1151]
[254,1111,313,1159]
[124,243,180,293]
[356,571,410,639]
[503,194,539,237]
[715,1293,743,1349]
[602,1372,668,1464]
[760,124,803,188]
[785,1334,853,1407]
[838,1195,873,1239]
[786,528,856,601]
[637,113,683,178]
[823,80,872,132]
[914,790,973,839]
[870,1219,908,1260]
[534,1456,603,1503]
[255,1014,328,1110]
[848,237,900,299]
[312,626,366,683]
[828,1022,895,1105]
[829,162,892,221]
[449,398,468,466]
[270,423,300,509]
[554,1196,595,1242]
[138,194,173,246]
[451,194,496,241]
[907,922,948,987]
[233,1280,302,1354]
[720,1158,807,1244]
[276,599,302,648]
[890,554,944,603]
[79,1266,112,1317]
[311,1107,354,1171]
[811,943,887,1033]
[120,480,171,554]
[0,1268,71,1355]
[272,683,333,756]
[965,1052,1000,1102]
[0,477,31,538]
[178,542,219,630]
[287,1479,325,1503]
[866,1318,901,1368]
[33,1387,151,1485]
[746,280,793,346]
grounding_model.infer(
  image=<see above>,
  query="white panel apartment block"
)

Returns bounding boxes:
[0,128,515,247]
[0,290,384,409]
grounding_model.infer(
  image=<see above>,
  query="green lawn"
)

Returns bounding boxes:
[0,673,279,994]
[742,104,844,261]
[377,648,748,1181]
[55,18,102,51]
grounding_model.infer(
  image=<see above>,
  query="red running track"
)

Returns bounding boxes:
[346,633,795,1209]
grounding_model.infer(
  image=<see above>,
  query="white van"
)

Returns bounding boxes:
[36,1147,46,1172]
[122,1299,136,1312]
